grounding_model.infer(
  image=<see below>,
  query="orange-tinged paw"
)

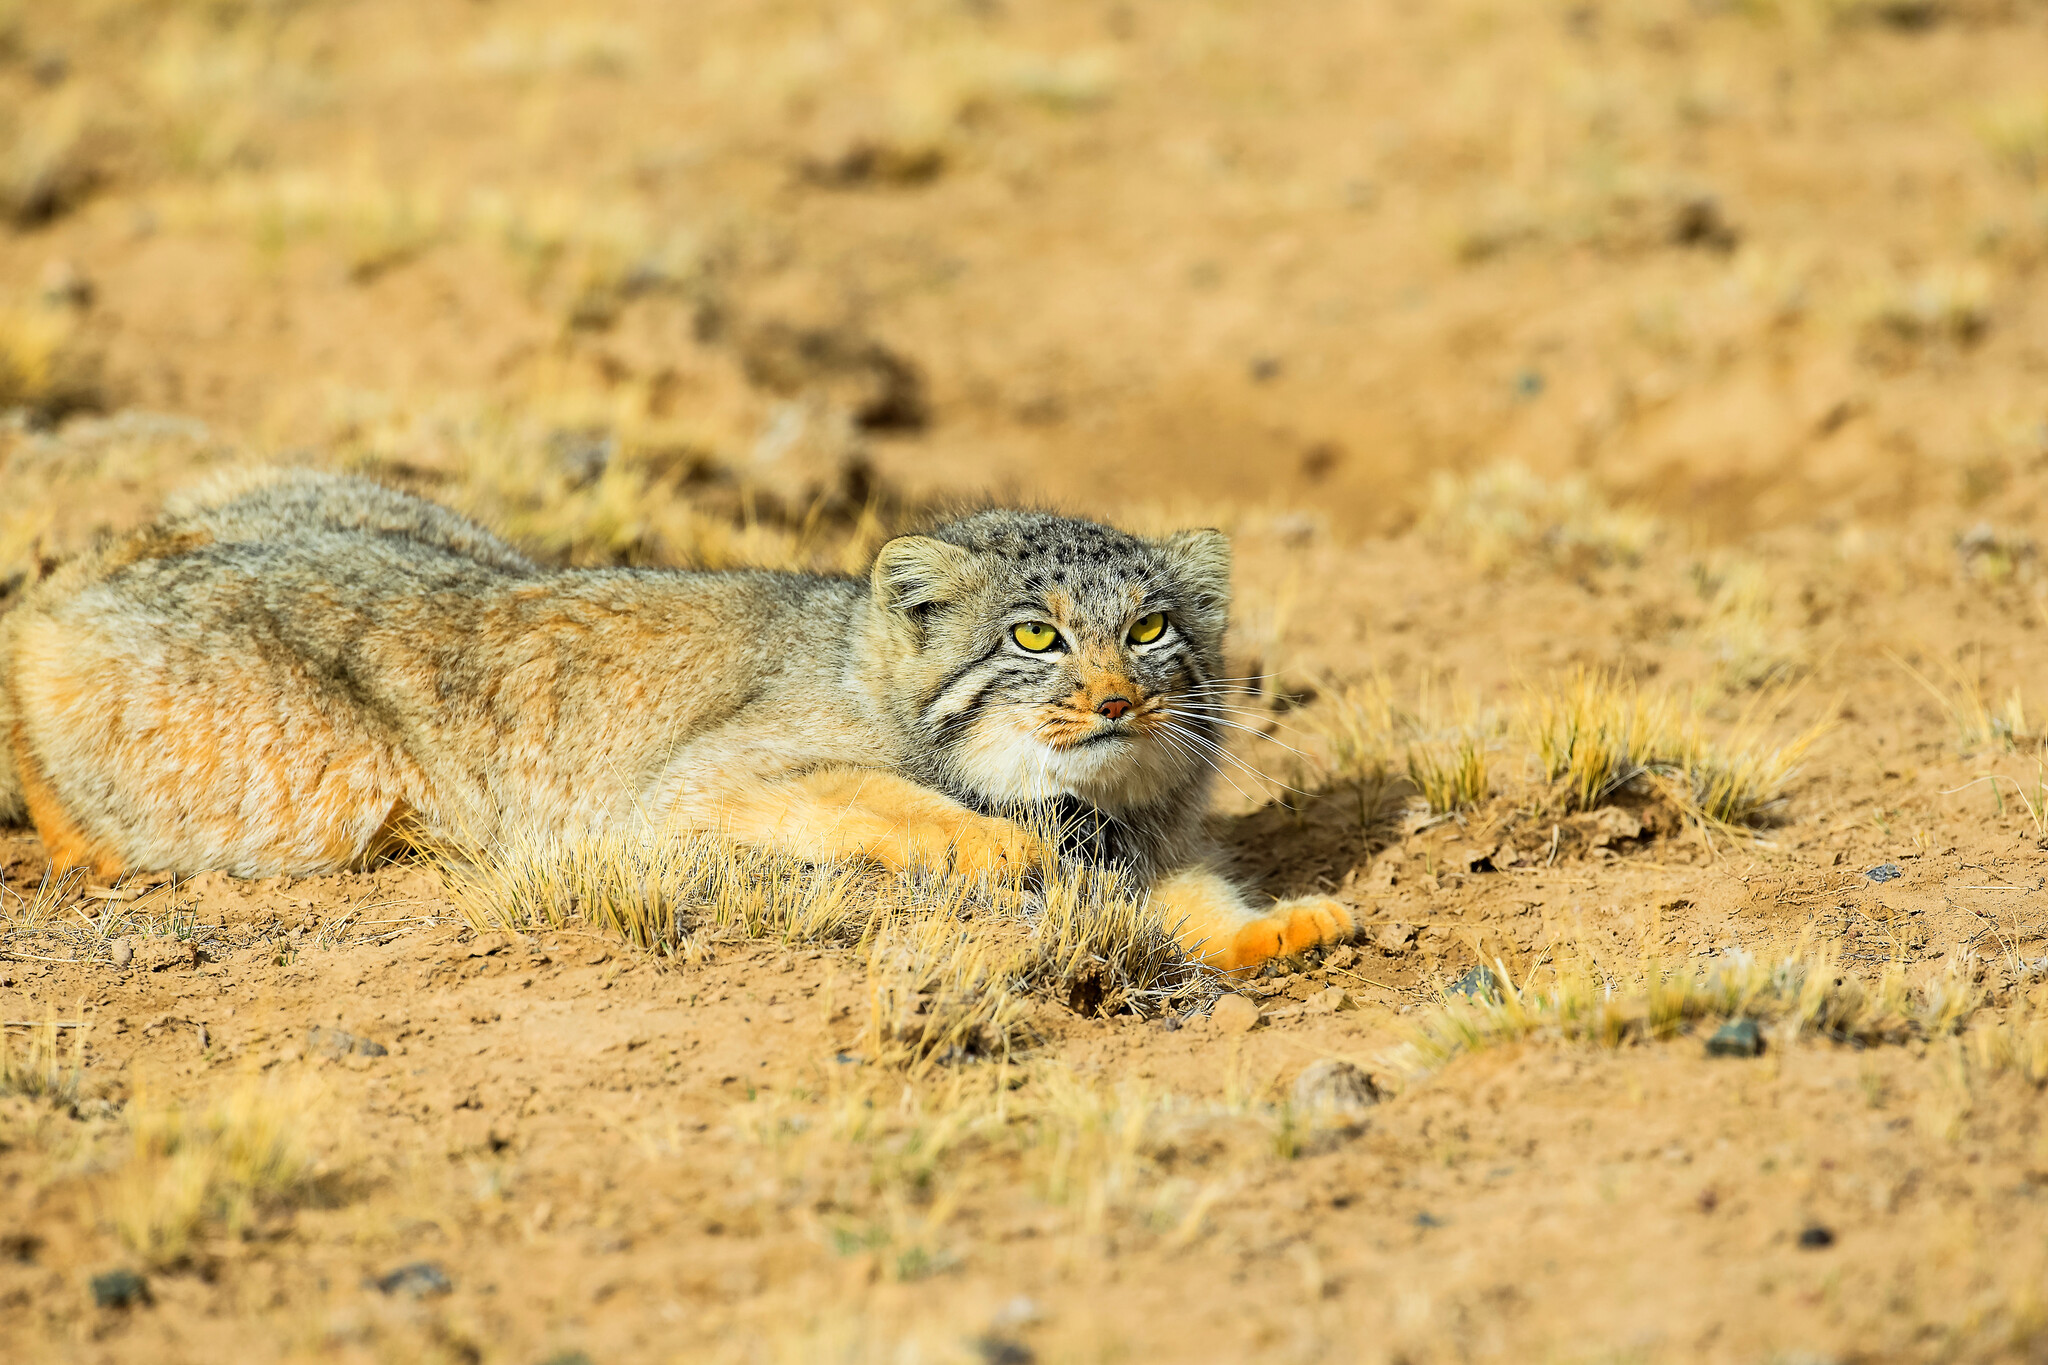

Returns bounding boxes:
[878,815,1049,876]
[1206,898,1358,976]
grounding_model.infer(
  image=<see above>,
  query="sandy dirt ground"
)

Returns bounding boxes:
[5,1,2048,1362]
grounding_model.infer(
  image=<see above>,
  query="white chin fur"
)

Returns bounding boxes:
[953,710,1188,811]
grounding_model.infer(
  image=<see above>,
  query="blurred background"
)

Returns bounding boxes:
[2,0,2046,571]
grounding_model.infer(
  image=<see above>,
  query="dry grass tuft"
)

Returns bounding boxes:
[863,906,1031,1073]
[1422,462,1658,574]
[1316,675,1495,814]
[1891,649,2032,756]
[1022,867,1218,1019]
[1,1008,90,1108]
[1402,947,1981,1073]
[103,1077,329,1268]
[444,826,909,957]
[0,864,89,937]
[733,1061,1280,1284]
[0,97,104,227]
[448,832,1213,1067]
[1313,669,1820,828]
[446,831,894,956]
[1978,95,2048,184]
[1689,554,1807,690]
[1524,668,1826,828]
[0,306,104,423]
[1968,998,2048,1087]
[1857,265,1991,354]
[1525,669,1684,814]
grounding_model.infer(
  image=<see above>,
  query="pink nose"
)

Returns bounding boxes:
[1098,698,1132,720]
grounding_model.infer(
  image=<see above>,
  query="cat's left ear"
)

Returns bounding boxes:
[1159,528,1231,614]
[871,535,979,619]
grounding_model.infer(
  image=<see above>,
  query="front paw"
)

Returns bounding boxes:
[886,815,1051,877]
[1211,897,1359,975]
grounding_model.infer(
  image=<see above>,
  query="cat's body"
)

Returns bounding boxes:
[0,469,1356,972]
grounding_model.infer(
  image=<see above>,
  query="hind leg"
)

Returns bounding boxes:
[10,721,124,878]
[9,613,428,877]
[1150,865,1359,977]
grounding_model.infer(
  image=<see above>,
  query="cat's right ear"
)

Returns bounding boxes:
[870,535,977,621]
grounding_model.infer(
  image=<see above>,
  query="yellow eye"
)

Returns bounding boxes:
[1128,612,1166,645]
[1013,621,1060,652]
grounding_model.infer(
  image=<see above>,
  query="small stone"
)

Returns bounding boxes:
[108,938,134,968]
[1210,994,1261,1033]
[1449,965,1499,1001]
[1374,923,1416,954]
[1291,1059,1380,1129]
[369,1261,452,1298]
[1865,863,1902,883]
[1705,1019,1764,1058]
[91,1268,150,1309]
[1304,986,1353,1015]
[1797,1224,1835,1249]
[308,1025,389,1060]
[973,1337,1036,1365]
[1322,944,1358,970]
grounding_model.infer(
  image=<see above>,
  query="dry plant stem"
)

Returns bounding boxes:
[0,1003,90,1107]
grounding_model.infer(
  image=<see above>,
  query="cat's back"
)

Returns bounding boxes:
[0,469,870,870]
[163,465,538,573]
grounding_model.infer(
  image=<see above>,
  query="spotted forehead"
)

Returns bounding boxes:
[945,514,1157,572]
[946,513,1168,612]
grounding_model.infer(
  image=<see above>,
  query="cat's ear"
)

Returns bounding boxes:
[1160,528,1231,614]
[871,535,978,618]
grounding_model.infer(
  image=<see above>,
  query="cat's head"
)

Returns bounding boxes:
[867,509,1230,815]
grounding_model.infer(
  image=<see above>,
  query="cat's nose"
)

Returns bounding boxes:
[1097,697,1132,720]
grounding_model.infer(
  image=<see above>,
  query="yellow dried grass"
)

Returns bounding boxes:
[1400,945,1981,1074]
[103,1076,330,1268]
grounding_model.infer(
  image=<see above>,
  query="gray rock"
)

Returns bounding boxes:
[1449,965,1499,1001]
[309,1025,389,1060]
[1291,1060,1381,1130]
[973,1337,1035,1365]
[90,1268,149,1309]
[1706,1018,1764,1058]
[1865,863,1902,883]
[369,1261,451,1298]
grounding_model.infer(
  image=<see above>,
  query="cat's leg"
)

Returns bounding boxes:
[1150,865,1358,976]
[699,768,1051,875]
